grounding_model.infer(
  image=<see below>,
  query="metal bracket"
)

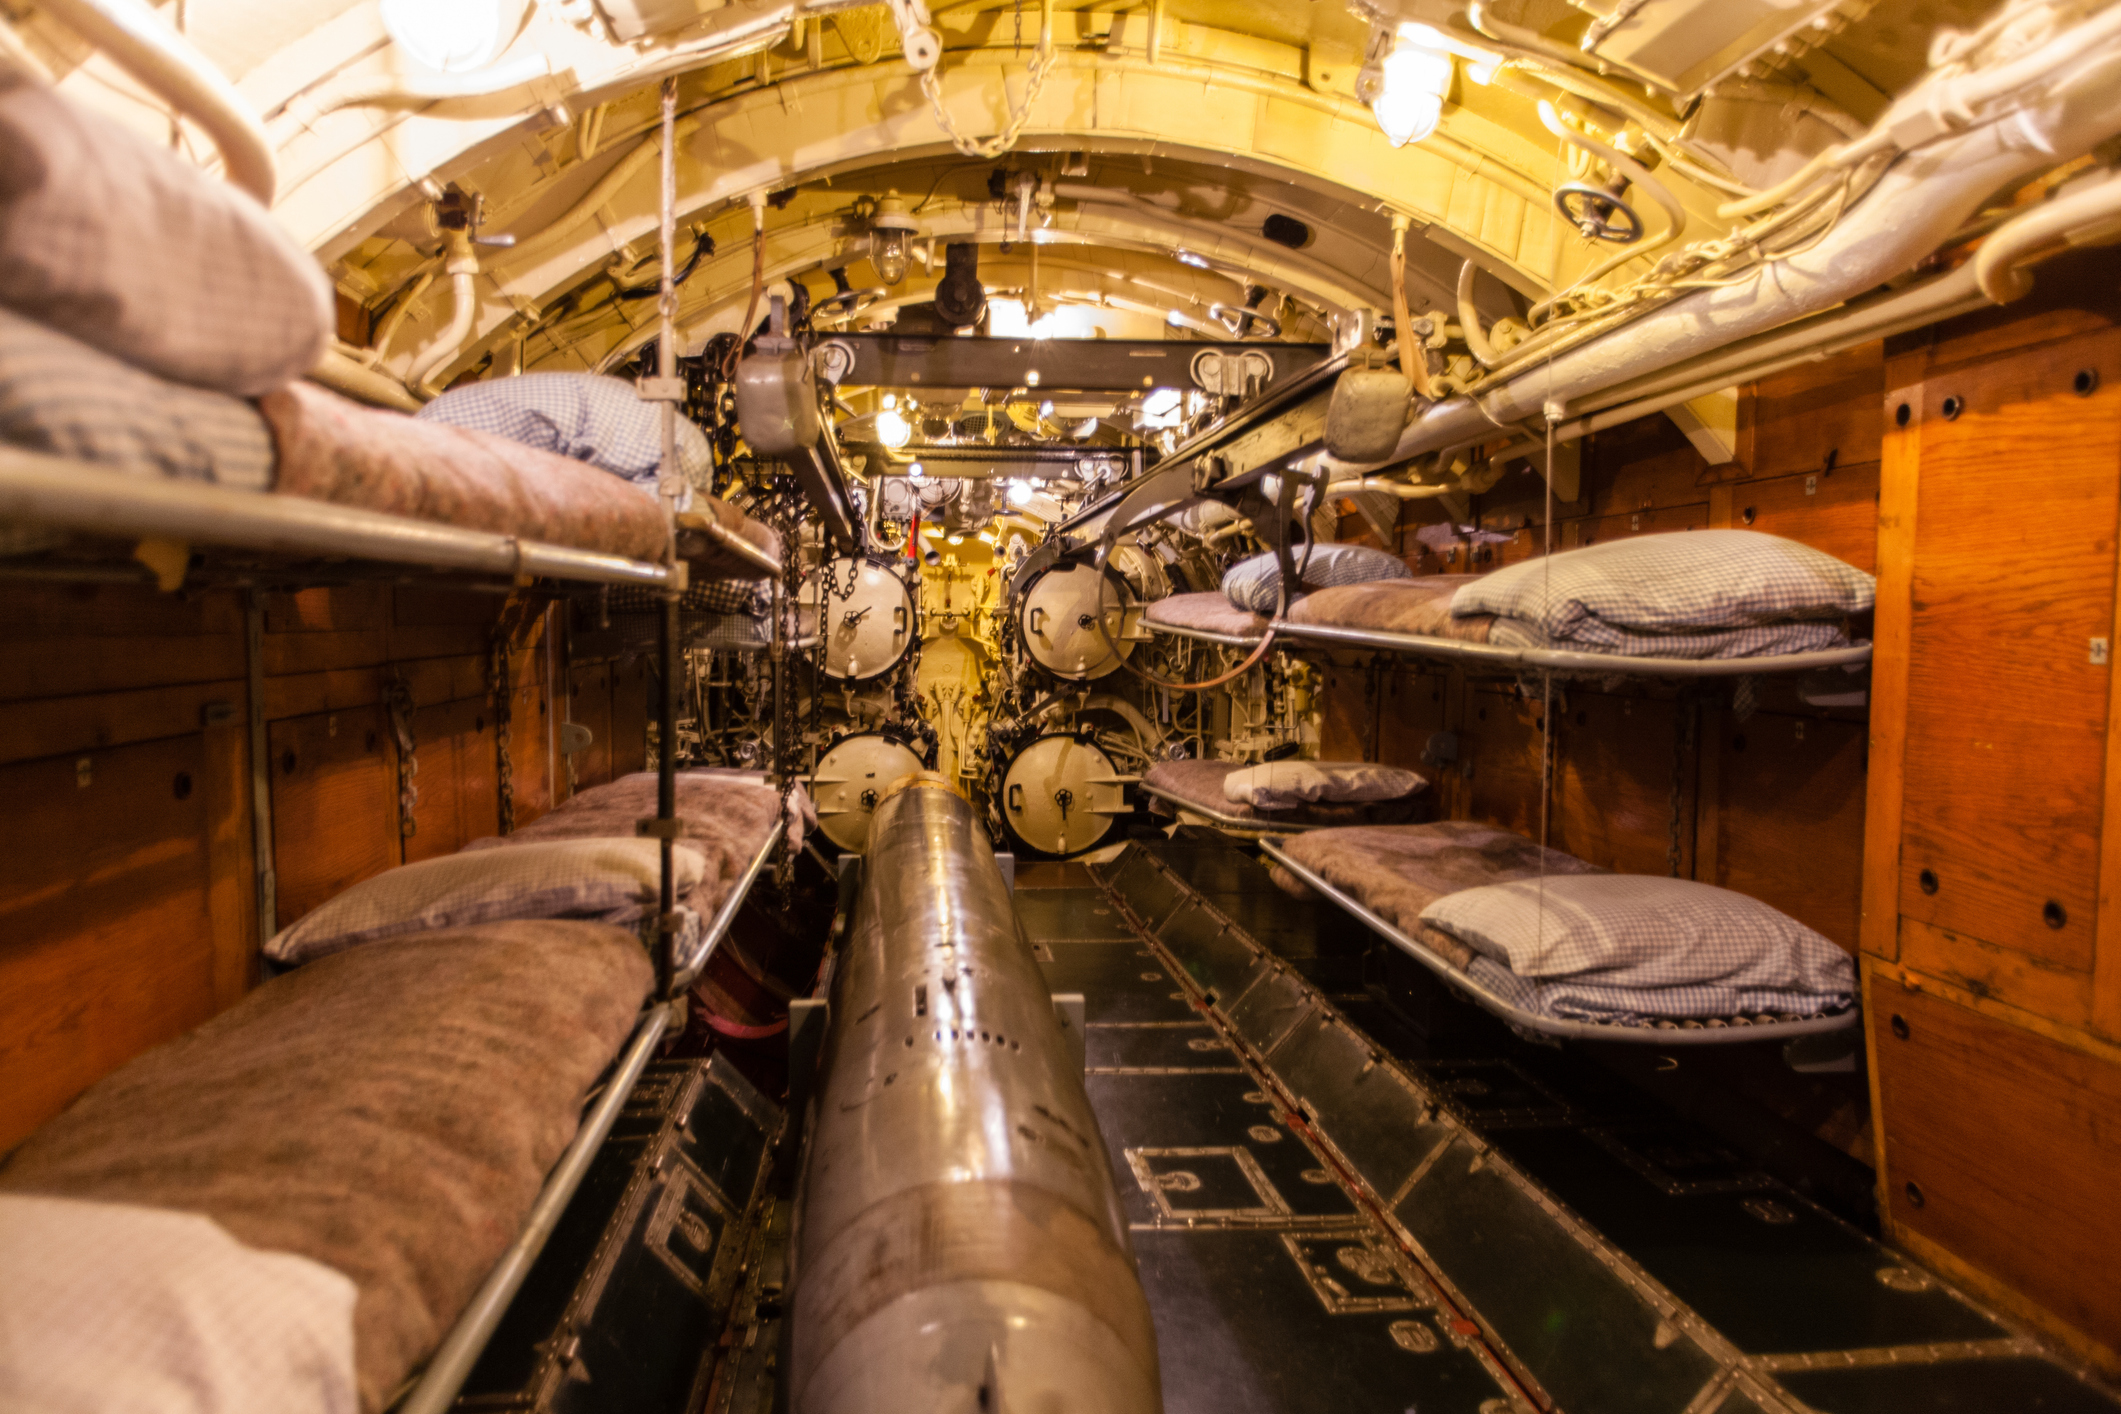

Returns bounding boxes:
[883,0,942,70]
[994,851,1015,892]
[635,376,686,402]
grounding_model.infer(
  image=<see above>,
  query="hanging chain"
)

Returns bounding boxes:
[1667,695,1695,878]
[385,673,419,840]
[771,501,804,891]
[490,634,516,836]
[917,13,1057,160]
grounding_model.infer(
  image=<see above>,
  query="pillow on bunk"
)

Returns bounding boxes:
[1223,761,1428,811]
[0,61,333,397]
[1420,874,1856,996]
[1485,615,1855,660]
[265,838,704,965]
[419,374,715,497]
[0,1194,358,1414]
[1449,531,1874,641]
[1223,544,1411,613]
[0,307,276,489]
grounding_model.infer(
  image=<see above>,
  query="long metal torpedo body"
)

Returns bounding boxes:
[789,776,1162,1414]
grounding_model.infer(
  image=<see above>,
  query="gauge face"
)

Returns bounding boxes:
[1020,563,1135,680]
[813,557,915,680]
[1000,734,1123,856]
[809,733,926,852]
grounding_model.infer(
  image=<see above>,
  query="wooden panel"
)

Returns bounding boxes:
[1581,415,1709,514]
[1747,342,1884,479]
[0,679,245,767]
[1727,461,1882,573]
[0,737,219,1149]
[1554,693,1685,876]
[1860,352,1926,962]
[569,660,615,791]
[500,643,554,831]
[1899,917,2091,1025]
[611,655,652,779]
[403,696,501,861]
[1899,327,2121,974]
[1316,663,1375,762]
[1463,687,1548,841]
[1709,709,1867,951]
[261,584,387,634]
[199,717,257,1008]
[269,706,399,925]
[1558,500,1709,550]
[1871,975,2121,1360]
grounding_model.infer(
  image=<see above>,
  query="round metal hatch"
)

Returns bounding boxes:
[810,557,916,681]
[809,732,927,852]
[1018,563,1136,680]
[999,734,1127,856]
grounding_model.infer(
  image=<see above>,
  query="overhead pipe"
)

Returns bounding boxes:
[407,231,481,391]
[312,343,424,412]
[1456,259,1500,368]
[38,0,276,204]
[283,53,554,121]
[1372,25,2121,470]
[1974,168,2121,303]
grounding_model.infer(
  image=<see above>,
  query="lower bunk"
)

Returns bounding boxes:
[0,769,800,1413]
[1260,820,1859,1046]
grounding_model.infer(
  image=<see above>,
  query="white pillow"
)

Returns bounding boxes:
[265,838,703,965]
[1222,760,1428,811]
[0,1194,358,1414]
[1449,530,1873,638]
[1222,544,1411,613]
[1420,874,1855,995]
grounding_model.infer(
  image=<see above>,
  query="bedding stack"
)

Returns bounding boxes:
[0,60,774,574]
[1144,758,1431,829]
[1447,530,1875,660]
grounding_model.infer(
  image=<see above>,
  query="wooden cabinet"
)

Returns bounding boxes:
[1863,313,2121,1375]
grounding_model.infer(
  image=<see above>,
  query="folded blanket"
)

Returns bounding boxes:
[1269,822,1604,934]
[261,381,671,562]
[1223,543,1410,613]
[1144,592,1268,639]
[0,306,275,489]
[0,61,331,396]
[418,373,713,495]
[1147,760,1429,828]
[1288,576,1492,642]
[1451,531,1873,645]
[1486,616,1853,659]
[0,921,653,1413]
[1468,958,1852,1024]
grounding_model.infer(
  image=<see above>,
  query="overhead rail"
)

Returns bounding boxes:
[1261,841,1863,1046]
[0,446,676,588]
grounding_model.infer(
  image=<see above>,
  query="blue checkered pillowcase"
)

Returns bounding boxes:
[1421,873,1855,997]
[1449,531,1873,640]
[419,372,712,494]
[1223,543,1411,613]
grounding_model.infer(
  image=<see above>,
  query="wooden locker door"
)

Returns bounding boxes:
[269,705,398,925]
[1897,328,2121,1025]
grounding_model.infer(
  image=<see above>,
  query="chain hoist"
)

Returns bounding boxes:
[384,673,419,840]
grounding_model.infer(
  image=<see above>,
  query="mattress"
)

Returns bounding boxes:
[1144,592,1268,639]
[1285,575,1493,643]
[468,770,795,920]
[1143,759,1430,829]
[0,920,653,1413]
[1269,821,1604,943]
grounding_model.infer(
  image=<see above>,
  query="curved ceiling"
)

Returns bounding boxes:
[8,0,2003,397]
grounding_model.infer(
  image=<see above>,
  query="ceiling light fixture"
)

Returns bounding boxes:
[1365,31,1455,147]
[870,194,920,286]
[380,0,506,73]
[877,409,912,448]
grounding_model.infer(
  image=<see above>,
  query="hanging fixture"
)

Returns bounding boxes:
[870,195,920,286]
[380,0,507,73]
[1357,22,1499,149]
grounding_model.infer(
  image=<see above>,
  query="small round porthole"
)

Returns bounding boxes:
[2044,900,2067,930]
[1918,868,1939,895]
[1941,395,1964,421]
[1905,1181,1926,1209]
[1741,506,1757,525]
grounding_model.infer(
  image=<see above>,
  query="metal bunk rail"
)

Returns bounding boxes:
[0,445,677,588]
[1140,616,1268,650]
[1259,839,1861,1046]
[1139,781,1328,833]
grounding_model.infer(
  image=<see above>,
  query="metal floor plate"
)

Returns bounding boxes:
[1072,836,2121,1414]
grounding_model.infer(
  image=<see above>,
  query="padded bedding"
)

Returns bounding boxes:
[468,770,796,919]
[1270,821,1604,940]
[1144,592,1268,639]
[0,920,653,1412]
[1144,759,1430,829]
[1286,575,1492,642]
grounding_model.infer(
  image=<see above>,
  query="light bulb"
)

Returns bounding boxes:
[1142,387,1182,418]
[908,461,925,479]
[1006,481,1032,506]
[874,228,909,285]
[1372,40,1452,147]
[948,533,964,545]
[876,409,912,448]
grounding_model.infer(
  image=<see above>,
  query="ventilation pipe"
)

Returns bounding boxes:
[407,230,480,392]
[1370,7,2121,470]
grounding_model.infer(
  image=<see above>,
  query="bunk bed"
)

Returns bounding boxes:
[1260,822,1860,1046]
[1141,591,1269,648]
[1139,757,1431,836]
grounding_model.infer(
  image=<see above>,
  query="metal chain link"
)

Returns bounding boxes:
[490,634,515,836]
[918,41,1058,160]
[771,502,803,891]
[385,673,419,839]
[1667,696,1695,878]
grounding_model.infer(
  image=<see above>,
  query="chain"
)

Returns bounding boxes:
[917,36,1058,160]
[771,501,803,891]
[490,634,515,836]
[1667,695,1695,878]
[385,673,419,839]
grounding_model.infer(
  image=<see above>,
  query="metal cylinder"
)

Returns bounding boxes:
[790,777,1161,1414]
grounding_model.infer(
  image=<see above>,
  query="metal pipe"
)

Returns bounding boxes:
[314,343,424,411]
[655,76,683,1000]
[290,53,553,119]
[408,235,481,391]
[672,823,779,991]
[0,446,675,588]
[1270,618,1871,677]
[1974,169,2121,303]
[397,1005,675,1414]
[1457,259,1500,368]
[790,779,1161,1414]
[37,0,276,204]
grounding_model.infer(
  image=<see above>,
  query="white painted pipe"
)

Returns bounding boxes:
[292,53,553,119]
[38,0,276,204]
[313,343,423,412]
[1379,28,2121,467]
[408,235,480,391]
[1974,169,2121,302]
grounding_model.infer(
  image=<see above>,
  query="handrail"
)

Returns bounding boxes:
[396,1004,676,1414]
[673,820,781,991]
[38,0,276,204]
[679,509,784,579]
[0,446,674,588]
[1259,840,1860,1046]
